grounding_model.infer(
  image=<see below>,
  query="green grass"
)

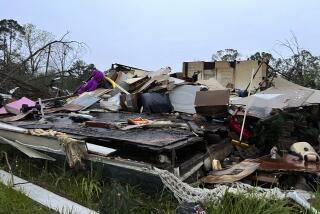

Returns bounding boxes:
[203,192,307,214]
[311,182,320,210]
[0,182,57,214]
[5,154,178,213]
[100,181,176,214]
[13,158,104,210]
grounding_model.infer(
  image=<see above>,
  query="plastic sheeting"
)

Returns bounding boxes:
[231,76,320,118]
[169,85,202,114]
[245,94,286,118]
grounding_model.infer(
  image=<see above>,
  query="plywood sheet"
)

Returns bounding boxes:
[216,68,234,88]
[202,160,260,184]
[234,61,266,90]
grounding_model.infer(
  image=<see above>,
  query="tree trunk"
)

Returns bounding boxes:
[45,44,51,76]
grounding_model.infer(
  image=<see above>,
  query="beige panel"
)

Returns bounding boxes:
[196,78,226,90]
[215,61,231,69]
[234,60,266,90]
[216,68,234,88]
[185,61,204,77]
[201,69,215,80]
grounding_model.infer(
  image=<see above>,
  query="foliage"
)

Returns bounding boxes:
[273,49,320,89]
[248,51,275,63]
[58,59,94,91]
[212,48,240,61]
[0,19,91,97]
[0,19,25,65]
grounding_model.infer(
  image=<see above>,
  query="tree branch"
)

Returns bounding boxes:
[21,33,84,65]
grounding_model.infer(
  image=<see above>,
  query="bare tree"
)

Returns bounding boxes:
[1,30,86,95]
[21,24,54,75]
[272,32,320,88]
[49,33,86,88]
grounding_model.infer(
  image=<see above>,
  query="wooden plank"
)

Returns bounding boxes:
[201,160,260,184]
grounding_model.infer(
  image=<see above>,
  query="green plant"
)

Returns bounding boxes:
[100,181,177,214]
[203,192,304,214]
[0,182,57,214]
[39,163,103,210]
[311,182,320,210]
[79,175,102,202]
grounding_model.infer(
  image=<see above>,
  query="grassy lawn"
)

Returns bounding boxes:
[0,182,57,214]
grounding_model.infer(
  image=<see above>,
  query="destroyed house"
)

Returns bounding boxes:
[2,61,320,212]
[182,60,268,90]
[0,65,231,188]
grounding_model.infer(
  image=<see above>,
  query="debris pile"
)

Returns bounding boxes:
[1,60,320,211]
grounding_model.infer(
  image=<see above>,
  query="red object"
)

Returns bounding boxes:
[229,116,252,141]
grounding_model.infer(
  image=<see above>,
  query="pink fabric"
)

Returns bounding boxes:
[6,97,35,109]
[0,107,8,115]
[5,97,35,114]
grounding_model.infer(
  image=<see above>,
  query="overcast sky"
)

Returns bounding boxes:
[2,0,320,72]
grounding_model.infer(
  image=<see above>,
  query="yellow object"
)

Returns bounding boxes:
[104,76,116,89]
[104,76,130,95]
[231,139,250,148]
[212,159,222,170]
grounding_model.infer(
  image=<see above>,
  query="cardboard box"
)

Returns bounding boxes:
[194,90,229,116]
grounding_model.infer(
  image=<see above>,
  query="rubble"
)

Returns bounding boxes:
[201,160,260,184]
[0,60,320,211]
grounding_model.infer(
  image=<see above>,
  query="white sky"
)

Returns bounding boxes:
[2,0,320,71]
